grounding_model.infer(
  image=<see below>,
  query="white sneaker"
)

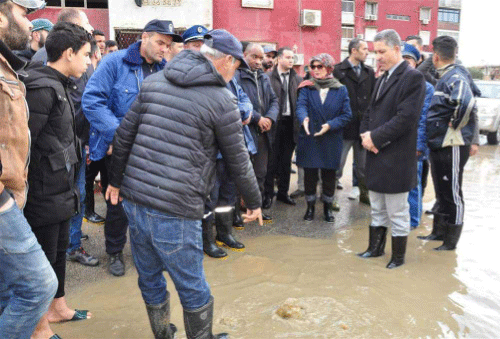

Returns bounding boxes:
[348,186,360,200]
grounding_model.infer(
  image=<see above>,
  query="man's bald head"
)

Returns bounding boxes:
[244,43,264,71]
[57,8,93,33]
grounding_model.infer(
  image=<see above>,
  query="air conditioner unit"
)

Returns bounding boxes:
[365,14,377,20]
[421,19,430,25]
[357,34,364,39]
[293,54,305,65]
[300,9,322,27]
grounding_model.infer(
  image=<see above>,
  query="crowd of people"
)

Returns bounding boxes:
[0,0,480,338]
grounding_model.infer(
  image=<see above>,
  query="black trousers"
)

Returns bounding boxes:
[31,220,70,299]
[100,156,128,255]
[251,133,270,198]
[304,168,336,199]
[264,117,296,197]
[429,146,470,225]
[85,158,107,215]
[85,159,108,215]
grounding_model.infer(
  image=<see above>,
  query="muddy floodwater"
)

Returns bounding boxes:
[56,144,500,338]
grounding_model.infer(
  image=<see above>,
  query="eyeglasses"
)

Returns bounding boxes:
[310,64,324,70]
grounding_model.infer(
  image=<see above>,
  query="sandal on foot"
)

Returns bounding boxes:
[50,335,62,339]
[70,309,89,321]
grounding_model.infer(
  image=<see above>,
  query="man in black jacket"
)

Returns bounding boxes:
[358,29,426,269]
[106,30,262,339]
[235,43,279,217]
[265,47,302,207]
[0,1,58,338]
[334,38,375,205]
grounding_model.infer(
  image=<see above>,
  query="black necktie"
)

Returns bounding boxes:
[353,65,361,77]
[281,73,289,113]
[376,73,388,100]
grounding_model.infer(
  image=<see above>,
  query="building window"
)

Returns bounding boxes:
[420,7,431,21]
[386,14,411,21]
[419,31,431,45]
[365,2,378,17]
[437,29,459,42]
[438,8,460,23]
[341,0,354,13]
[342,26,354,39]
[46,0,108,8]
[365,27,377,41]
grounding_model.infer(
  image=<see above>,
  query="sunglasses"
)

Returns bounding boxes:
[310,64,324,70]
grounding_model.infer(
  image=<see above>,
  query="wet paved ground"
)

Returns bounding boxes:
[57,141,500,338]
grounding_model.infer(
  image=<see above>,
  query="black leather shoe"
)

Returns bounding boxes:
[276,194,296,205]
[262,195,273,209]
[262,213,273,224]
[290,189,305,199]
[84,212,105,224]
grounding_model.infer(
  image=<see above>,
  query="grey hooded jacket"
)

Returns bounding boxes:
[108,50,261,219]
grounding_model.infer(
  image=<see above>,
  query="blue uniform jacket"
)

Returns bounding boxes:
[227,78,257,155]
[417,82,435,160]
[82,41,166,161]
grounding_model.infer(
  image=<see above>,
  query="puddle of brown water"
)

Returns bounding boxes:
[54,233,467,339]
[53,145,500,339]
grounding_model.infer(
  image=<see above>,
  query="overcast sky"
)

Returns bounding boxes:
[459,0,498,66]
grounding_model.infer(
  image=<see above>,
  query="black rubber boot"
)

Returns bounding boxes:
[417,214,445,241]
[233,202,244,230]
[323,202,335,223]
[386,236,407,269]
[303,201,315,221]
[357,226,388,258]
[215,207,245,252]
[183,296,229,339]
[145,292,177,339]
[202,218,227,259]
[434,223,463,251]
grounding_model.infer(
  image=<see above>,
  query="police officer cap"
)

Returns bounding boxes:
[143,19,183,43]
[402,43,421,62]
[182,25,208,43]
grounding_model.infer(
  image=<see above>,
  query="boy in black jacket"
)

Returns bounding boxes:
[24,22,93,339]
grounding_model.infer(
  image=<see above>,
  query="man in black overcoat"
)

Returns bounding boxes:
[358,29,426,269]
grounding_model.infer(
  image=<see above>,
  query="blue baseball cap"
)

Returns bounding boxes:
[31,18,53,32]
[263,45,277,57]
[204,29,249,69]
[143,19,183,43]
[182,25,208,43]
[402,43,421,62]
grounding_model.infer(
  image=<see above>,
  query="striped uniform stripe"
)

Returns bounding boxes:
[451,146,464,224]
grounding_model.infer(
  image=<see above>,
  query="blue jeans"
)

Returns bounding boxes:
[68,147,86,253]
[0,202,58,339]
[122,199,210,310]
[408,159,424,228]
